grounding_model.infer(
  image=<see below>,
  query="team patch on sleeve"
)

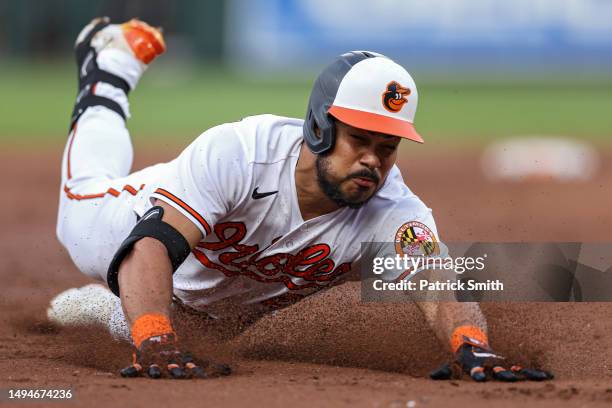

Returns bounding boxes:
[394,221,439,256]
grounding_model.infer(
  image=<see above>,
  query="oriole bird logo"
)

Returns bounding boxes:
[382,81,411,112]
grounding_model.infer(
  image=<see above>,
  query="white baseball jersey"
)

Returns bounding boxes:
[135,114,440,313]
[58,110,440,317]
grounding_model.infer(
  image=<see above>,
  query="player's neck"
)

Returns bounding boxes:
[295,144,342,221]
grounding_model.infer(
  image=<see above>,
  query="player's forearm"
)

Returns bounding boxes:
[416,301,488,351]
[118,237,174,326]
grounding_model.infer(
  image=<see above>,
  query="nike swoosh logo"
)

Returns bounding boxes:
[252,187,278,200]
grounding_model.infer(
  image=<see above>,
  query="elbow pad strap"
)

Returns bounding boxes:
[107,206,191,296]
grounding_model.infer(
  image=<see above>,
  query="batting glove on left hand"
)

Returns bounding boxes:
[120,313,231,379]
[430,325,553,382]
[430,343,554,382]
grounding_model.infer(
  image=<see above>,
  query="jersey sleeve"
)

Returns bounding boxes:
[372,200,448,282]
[150,122,250,237]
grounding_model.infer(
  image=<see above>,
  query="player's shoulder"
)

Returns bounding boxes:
[191,114,303,165]
[237,113,303,132]
[369,165,430,215]
[360,166,439,242]
[361,165,441,241]
[359,166,431,218]
[235,114,304,164]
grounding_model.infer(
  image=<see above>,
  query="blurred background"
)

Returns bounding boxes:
[1,0,610,145]
[0,0,611,242]
[1,4,611,400]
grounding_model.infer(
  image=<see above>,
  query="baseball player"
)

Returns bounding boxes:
[49,17,552,381]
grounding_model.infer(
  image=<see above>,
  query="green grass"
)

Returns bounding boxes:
[1,62,611,146]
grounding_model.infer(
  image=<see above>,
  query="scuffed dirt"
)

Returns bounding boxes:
[1,145,611,407]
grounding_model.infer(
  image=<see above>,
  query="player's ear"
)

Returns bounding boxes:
[314,123,321,138]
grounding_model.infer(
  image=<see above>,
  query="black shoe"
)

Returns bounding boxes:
[70,17,130,129]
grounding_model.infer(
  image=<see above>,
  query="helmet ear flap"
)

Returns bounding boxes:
[303,51,380,154]
[304,105,335,155]
[317,112,336,154]
[304,91,336,154]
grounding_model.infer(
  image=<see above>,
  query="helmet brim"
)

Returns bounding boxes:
[328,105,424,144]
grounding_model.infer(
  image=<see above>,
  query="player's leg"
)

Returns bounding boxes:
[56,18,165,279]
[50,18,165,338]
[46,283,131,341]
[59,17,164,192]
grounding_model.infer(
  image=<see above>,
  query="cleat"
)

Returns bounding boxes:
[69,17,165,128]
[121,19,166,64]
[76,17,165,69]
[75,16,110,48]
[74,17,118,92]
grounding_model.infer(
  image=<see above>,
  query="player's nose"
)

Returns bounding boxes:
[358,150,382,172]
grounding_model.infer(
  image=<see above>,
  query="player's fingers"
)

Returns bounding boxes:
[181,353,208,379]
[492,366,518,382]
[185,361,208,378]
[167,363,187,379]
[146,364,162,379]
[430,362,453,380]
[511,366,554,381]
[120,363,143,378]
[469,366,487,382]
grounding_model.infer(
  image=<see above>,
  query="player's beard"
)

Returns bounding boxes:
[315,154,380,209]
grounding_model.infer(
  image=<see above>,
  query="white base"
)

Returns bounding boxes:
[46,283,118,327]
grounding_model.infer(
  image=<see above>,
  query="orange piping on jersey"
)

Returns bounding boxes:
[154,188,212,235]
[63,184,144,200]
[123,185,138,195]
[119,184,143,195]
[107,187,120,197]
[64,185,104,200]
[66,123,78,180]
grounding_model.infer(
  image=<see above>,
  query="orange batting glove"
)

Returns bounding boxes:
[120,313,231,379]
[430,325,554,382]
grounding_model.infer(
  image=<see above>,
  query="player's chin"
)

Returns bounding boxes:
[342,185,376,207]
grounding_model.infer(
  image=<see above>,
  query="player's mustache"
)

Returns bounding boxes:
[346,169,380,184]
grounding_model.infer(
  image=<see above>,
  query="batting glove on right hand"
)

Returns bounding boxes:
[120,313,231,379]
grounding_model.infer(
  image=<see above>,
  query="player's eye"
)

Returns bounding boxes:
[377,144,397,158]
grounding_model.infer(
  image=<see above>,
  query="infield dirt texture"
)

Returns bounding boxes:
[1,145,611,407]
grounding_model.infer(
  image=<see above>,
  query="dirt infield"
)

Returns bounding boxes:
[1,145,611,407]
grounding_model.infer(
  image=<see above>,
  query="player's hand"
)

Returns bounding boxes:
[430,342,553,382]
[120,332,232,379]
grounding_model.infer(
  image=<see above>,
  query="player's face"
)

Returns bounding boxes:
[316,121,400,209]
